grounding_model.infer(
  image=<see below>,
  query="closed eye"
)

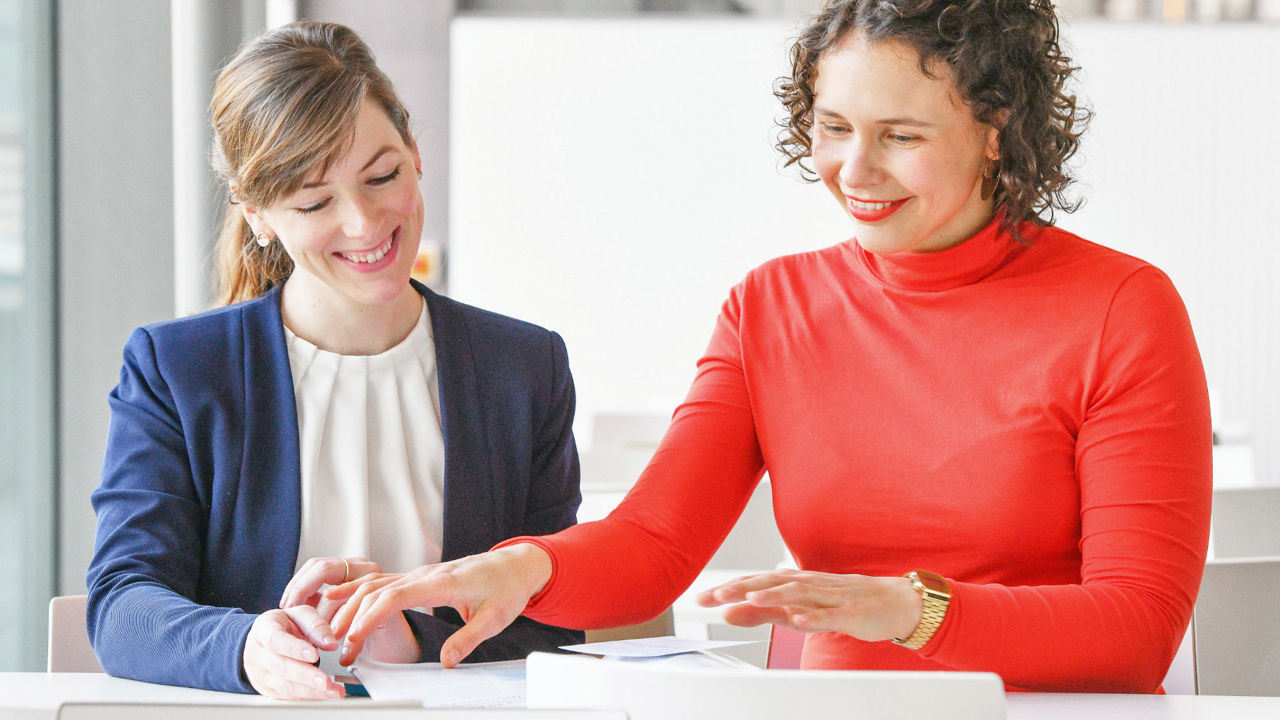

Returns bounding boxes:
[296,199,329,215]
[370,167,402,185]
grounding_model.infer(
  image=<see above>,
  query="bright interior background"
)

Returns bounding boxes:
[450,18,1280,487]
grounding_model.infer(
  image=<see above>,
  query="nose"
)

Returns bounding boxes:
[340,193,378,238]
[838,136,883,190]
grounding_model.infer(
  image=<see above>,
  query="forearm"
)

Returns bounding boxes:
[88,579,257,693]
[924,580,1190,693]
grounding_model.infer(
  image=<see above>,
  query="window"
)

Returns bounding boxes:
[0,0,57,671]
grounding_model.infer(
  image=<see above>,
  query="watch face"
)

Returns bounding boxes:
[914,570,951,597]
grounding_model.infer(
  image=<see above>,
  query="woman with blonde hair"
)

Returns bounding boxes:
[87,21,582,699]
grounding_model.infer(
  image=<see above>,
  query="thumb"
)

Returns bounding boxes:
[439,610,508,668]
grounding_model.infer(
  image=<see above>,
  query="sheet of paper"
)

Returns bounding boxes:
[353,658,526,708]
[559,636,761,658]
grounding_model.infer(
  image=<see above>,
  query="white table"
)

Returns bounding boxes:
[3,672,1279,719]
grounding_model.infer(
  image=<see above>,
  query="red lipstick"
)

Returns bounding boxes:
[846,196,907,222]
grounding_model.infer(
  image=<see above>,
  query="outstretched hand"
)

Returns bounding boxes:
[696,568,922,642]
[327,543,553,667]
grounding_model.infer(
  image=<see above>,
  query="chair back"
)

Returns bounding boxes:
[1194,556,1280,695]
[766,624,804,670]
[585,607,675,644]
[48,594,103,673]
[1211,487,1280,558]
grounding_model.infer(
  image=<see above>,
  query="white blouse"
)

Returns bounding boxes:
[286,301,446,574]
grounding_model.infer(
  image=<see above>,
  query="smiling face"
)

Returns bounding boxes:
[241,98,423,323]
[811,30,1000,255]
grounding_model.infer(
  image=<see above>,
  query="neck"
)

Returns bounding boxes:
[280,278,423,356]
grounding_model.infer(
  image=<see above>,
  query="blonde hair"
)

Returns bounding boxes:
[210,21,414,305]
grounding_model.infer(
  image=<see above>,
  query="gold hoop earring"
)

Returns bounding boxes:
[980,158,999,202]
[255,232,272,248]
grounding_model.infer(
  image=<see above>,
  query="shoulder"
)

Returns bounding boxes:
[1021,224,1170,287]
[423,284,564,354]
[1015,223,1189,328]
[420,285,569,386]
[120,290,280,384]
[133,290,276,349]
[732,241,853,301]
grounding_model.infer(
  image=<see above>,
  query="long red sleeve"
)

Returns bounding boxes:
[505,219,1211,693]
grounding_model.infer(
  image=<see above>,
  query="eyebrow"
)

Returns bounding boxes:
[814,107,937,129]
[300,146,397,189]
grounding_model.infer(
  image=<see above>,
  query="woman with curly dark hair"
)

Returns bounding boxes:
[333,0,1210,693]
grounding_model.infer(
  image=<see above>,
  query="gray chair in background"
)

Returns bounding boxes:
[1193,556,1280,696]
[1211,486,1280,558]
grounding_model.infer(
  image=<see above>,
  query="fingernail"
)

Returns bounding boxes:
[327,687,341,699]
[446,649,460,666]
[314,675,327,690]
[323,632,336,644]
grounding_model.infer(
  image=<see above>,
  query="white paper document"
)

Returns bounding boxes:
[353,658,527,708]
[559,636,761,658]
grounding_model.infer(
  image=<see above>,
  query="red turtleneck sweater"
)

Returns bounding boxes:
[503,219,1211,693]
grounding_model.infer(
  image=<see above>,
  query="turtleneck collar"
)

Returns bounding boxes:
[851,214,1029,292]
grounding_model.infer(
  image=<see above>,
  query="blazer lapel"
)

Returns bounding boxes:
[419,282,496,561]
[238,286,303,596]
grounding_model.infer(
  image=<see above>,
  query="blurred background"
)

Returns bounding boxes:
[3,0,1278,670]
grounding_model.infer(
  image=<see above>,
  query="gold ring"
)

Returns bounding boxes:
[342,558,350,583]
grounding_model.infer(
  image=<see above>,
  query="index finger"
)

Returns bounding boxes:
[328,574,399,638]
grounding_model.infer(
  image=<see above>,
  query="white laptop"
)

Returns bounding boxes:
[526,651,1006,720]
[56,704,627,720]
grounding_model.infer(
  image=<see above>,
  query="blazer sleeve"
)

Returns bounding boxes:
[86,327,257,693]
[412,328,583,659]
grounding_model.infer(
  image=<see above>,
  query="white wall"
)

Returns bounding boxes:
[450,17,1280,483]
[451,17,847,446]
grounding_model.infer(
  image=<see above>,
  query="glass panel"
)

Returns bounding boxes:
[0,0,57,671]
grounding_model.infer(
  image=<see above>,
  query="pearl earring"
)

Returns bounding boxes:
[255,232,272,248]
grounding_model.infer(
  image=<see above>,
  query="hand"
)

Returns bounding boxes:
[280,556,382,610]
[281,556,418,665]
[695,569,922,642]
[327,543,553,667]
[243,606,344,700]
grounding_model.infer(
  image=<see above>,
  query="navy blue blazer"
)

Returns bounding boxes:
[87,282,583,693]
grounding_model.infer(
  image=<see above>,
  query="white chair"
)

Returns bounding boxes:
[48,594,103,673]
[1193,556,1280,696]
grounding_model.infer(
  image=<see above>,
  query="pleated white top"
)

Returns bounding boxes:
[286,301,446,574]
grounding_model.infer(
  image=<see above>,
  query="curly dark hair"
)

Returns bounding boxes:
[776,0,1090,236]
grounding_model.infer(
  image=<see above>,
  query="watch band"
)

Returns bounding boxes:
[891,570,951,650]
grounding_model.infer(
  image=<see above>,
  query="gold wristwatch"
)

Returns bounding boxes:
[891,570,951,650]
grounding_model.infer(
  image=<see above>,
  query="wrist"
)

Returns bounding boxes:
[891,570,952,650]
[889,575,924,640]
[499,542,554,599]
